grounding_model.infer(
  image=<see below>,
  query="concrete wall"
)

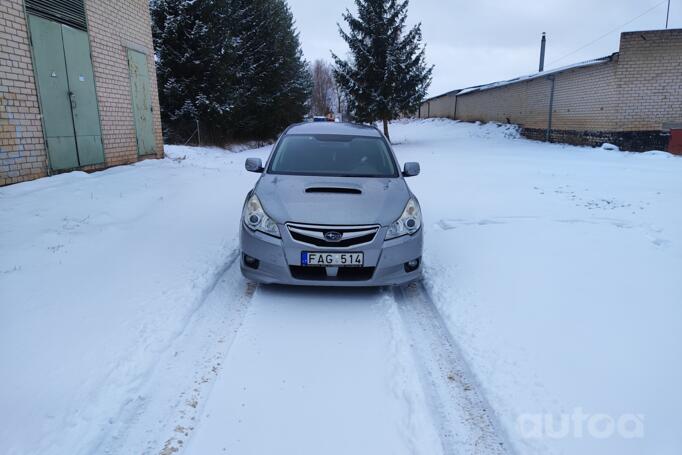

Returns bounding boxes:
[0,0,163,186]
[420,29,682,152]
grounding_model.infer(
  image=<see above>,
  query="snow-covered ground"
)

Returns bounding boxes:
[392,120,682,455]
[1,119,680,455]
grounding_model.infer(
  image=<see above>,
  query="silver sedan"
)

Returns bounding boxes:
[239,122,422,286]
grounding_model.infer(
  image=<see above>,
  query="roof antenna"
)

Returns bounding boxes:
[539,32,547,72]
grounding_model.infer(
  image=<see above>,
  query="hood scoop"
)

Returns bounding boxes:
[305,187,362,195]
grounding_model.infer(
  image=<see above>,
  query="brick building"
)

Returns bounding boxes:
[419,29,682,153]
[0,0,163,186]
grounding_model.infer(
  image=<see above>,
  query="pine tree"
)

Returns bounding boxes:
[151,0,311,144]
[332,0,432,140]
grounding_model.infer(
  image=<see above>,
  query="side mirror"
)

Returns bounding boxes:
[245,158,264,173]
[402,162,420,177]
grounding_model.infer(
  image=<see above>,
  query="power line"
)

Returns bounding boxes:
[666,0,671,28]
[548,0,668,66]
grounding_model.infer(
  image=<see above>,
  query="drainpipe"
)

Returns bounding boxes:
[546,75,555,142]
[453,94,458,119]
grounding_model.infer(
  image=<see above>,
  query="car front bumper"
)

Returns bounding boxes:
[239,222,423,287]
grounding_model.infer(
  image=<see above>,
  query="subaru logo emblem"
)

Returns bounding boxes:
[324,231,343,242]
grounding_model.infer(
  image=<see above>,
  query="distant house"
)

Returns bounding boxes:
[0,0,164,186]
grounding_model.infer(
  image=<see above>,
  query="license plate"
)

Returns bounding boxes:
[301,252,364,267]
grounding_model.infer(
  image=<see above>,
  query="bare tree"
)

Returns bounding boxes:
[334,81,349,121]
[310,59,337,116]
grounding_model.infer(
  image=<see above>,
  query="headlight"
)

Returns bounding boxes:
[242,194,280,237]
[386,197,421,239]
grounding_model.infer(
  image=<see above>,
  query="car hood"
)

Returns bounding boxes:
[254,174,411,226]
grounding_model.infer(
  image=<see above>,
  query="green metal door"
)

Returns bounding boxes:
[127,49,156,156]
[62,26,104,166]
[28,15,78,170]
[28,14,103,170]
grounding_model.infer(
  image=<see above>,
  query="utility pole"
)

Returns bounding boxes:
[539,32,547,72]
[666,0,671,29]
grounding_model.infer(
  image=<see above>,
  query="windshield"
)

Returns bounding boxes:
[267,134,399,177]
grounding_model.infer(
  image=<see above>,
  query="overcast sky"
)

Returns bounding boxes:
[286,0,680,98]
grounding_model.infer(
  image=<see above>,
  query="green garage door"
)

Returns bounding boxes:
[127,49,156,156]
[28,14,104,170]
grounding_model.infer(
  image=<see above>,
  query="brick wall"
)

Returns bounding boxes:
[0,0,48,186]
[0,0,163,186]
[84,0,164,167]
[421,29,682,152]
[546,59,619,131]
[456,76,552,128]
[421,92,457,119]
[455,60,622,131]
[615,30,682,131]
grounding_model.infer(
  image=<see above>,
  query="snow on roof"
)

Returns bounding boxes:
[424,89,462,101]
[426,54,616,101]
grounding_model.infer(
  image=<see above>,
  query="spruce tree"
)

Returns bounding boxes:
[151,0,237,144]
[332,0,432,140]
[151,0,311,144]
[230,0,311,140]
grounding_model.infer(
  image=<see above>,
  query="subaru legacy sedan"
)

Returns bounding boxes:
[240,122,422,286]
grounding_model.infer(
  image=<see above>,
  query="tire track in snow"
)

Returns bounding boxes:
[393,281,512,455]
[156,271,256,455]
[93,250,256,455]
[183,285,446,455]
[381,293,447,455]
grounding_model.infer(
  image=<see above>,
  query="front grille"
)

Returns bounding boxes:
[287,223,379,248]
[289,266,375,281]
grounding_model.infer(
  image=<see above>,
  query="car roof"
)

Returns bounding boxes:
[285,122,382,137]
